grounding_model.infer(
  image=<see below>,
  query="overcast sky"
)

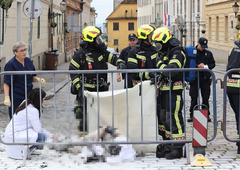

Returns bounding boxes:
[91,0,113,27]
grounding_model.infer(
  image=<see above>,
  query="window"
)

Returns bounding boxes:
[0,9,5,44]
[216,16,219,40]
[53,17,55,36]
[59,15,61,35]
[62,13,64,34]
[193,0,195,14]
[180,0,182,14]
[231,18,234,38]
[197,0,200,13]
[173,0,175,16]
[208,17,211,39]
[113,22,119,30]
[57,15,58,35]
[128,22,134,30]
[225,16,228,41]
[184,0,186,14]
[164,1,168,14]
[177,0,179,14]
[114,39,118,45]
[37,16,40,39]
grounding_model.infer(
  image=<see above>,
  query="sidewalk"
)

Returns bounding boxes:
[0,61,70,106]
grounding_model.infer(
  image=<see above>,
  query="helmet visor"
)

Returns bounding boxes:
[154,42,162,51]
[96,36,104,44]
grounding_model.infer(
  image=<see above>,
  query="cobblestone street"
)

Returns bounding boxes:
[1,63,240,169]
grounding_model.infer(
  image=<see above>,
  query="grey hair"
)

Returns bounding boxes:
[12,42,26,53]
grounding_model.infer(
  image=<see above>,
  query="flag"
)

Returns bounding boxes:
[164,13,170,26]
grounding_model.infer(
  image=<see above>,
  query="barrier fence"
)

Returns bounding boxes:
[223,68,240,144]
[0,68,220,166]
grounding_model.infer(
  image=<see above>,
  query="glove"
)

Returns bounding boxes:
[36,78,46,85]
[77,87,83,97]
[4,96,11,107]
[117,62,126,69]
[150,74,163,85]
[163,64,178,77]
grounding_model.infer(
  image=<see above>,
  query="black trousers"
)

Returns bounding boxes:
[227,92,240,146]
[189,77,211,117]
[123,74,133,89]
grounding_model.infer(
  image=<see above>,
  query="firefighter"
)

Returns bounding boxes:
[69,26,126,136]
[151,27,186,159]
[226,40,240,154]
[127,24,158,86]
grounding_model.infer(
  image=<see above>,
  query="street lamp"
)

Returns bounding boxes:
[60,0,67,62]
[233,1,240,41]
[233,1,240,20]
[60,0,66,13]
[196,13,200,40]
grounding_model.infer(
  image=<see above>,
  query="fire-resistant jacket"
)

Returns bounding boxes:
[69,43,124,91]
[127,41,158,86]
[156,44,186,92]
[227,46,240,93]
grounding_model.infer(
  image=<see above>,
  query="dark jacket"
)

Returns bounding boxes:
[69,42,124,91]
[196,46,215,79]
[227,46,240,93]
[127,41,157,81]
[156,38,186,92]
[119,46,131,66]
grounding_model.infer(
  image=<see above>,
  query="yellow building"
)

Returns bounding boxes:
[205,0,240,63]
[106,0,137,52]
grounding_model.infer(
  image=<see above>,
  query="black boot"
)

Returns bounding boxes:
[238,145,240,154]
[165,148,183,159]
[156,144,172,158]
[187,117,193,122]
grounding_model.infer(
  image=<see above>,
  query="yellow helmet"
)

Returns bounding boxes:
[152,27,172,44]
[82,26,102,42]
[137,24,155,40]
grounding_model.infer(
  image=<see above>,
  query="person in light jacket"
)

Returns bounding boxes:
[5,88,57,159]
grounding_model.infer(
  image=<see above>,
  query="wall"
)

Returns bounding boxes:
[205,0,237,63]
[107,3,137,51]
[0,0,65,69]
[137,0,155,27]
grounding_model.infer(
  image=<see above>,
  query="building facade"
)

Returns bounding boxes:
[0,0,65,72]
[137,0,156,27]
[106,0,137,52]
[205,0,238,63]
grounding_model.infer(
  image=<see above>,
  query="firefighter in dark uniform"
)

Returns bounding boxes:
[188,37,215,122]
[127,24,158,86]
[116,33,138,88]
[226,40,240,154]
[152,27,186,159]
[69,26,126,136]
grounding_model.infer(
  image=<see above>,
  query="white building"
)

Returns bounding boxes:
[102,23,107,34]
[137,0,204,47]
[137,0,156,27]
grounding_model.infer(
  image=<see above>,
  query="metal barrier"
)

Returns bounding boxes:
[0,68,217,165]
[222,69,240,144]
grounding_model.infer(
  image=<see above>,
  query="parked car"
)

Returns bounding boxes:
[107,47,120,57]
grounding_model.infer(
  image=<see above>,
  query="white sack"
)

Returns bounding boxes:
[85,81,157,152]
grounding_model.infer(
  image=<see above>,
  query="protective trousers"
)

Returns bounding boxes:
[160,91,185,149]
[75,96,88,136]
[189,77,211,117]
[157,91,168,140]
[227,92,240,147]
